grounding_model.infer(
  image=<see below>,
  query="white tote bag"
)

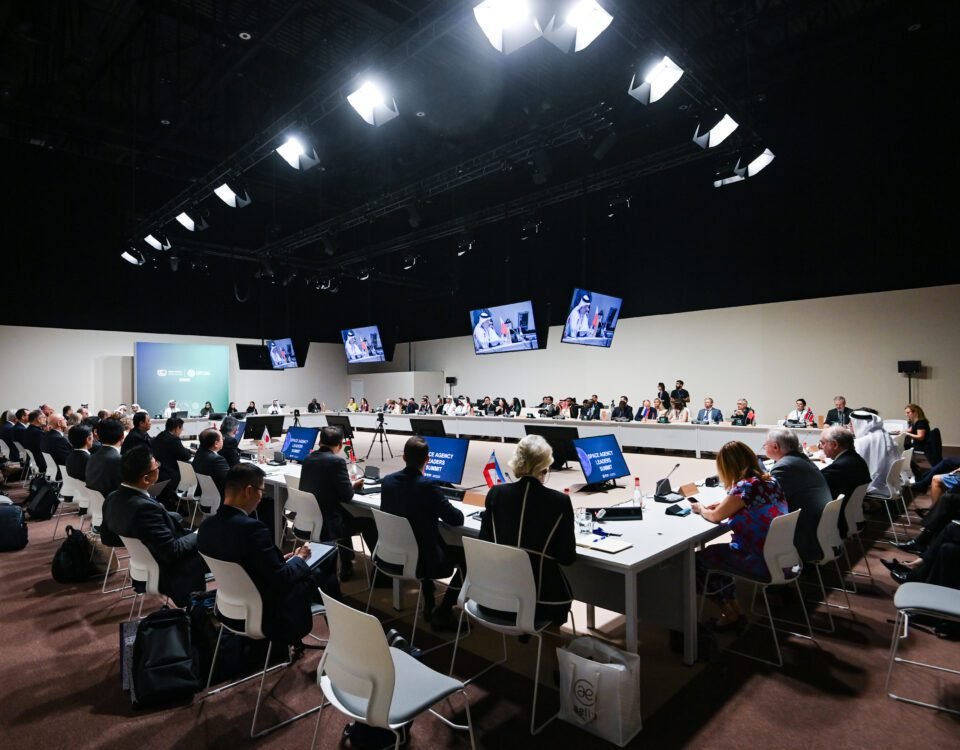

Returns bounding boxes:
[557,636,642,746]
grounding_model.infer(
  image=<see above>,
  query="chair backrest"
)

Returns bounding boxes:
[41,452,59,483]
[900,447,914,482]
[285,486,324,541]
[885,456,906,496]
[815,498,845,562]
[843,483,870,537]
[460,536,539,631]
[59,469,88,509]
[284,473,300,491]
[195,474,222,514]
[762,510,802,584]
[176,460,197,496]
[199,554,266,638]
[892,432,907,452]
[0,440,9,459]
[370,509,419,580]
[318,592,396,729]
[119,535,161,595]
[927,427,943,465]
[85,487,106,527]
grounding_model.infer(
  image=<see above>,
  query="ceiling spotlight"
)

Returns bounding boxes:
[169,254,180,273]
[275,135,321,170]
[735,145,775,179]
[144,232,171,251]
[121,248,146,266]
[456,238,474,257]
[542,0,613,53]
[175,208,209,232]
[347,80,399,127]
[213,180,252,208]
[358,268,371,281]
[606,193,632,218]
[693,109,739,149]
[473,0,542,55]
[402,255,417,271]
[520,217,542,240]
[253,262,275,281]
[281,270,298,287]
[238,31,252,40]
[628,55,684,105]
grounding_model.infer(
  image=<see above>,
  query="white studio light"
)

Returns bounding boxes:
[735,147,775,178]
[144,232,171,251]
[543,0,613,53]
[121,248,146,265]
[174,210,209,232]
[712,174,745,188]
[213,181,252,208]
[473,0,542,55]
[347,80,400,127]
[275,135,321,170]
[628,55,684,105]
[693,111,739,149]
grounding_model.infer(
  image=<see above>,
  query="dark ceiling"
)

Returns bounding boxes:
[1,0,956,348]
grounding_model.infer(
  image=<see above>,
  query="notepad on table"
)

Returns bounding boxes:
[576,536,632,554]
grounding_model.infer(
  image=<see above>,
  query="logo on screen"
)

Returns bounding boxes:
[187,369,196,378]
[156,369,167,377]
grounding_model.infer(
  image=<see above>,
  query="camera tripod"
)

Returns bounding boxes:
[365,413,394,462]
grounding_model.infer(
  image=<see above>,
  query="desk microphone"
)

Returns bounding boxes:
[665,462,680,481]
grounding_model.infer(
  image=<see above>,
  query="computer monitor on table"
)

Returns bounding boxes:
[523,424,580,470]
[233,420,246,441]
[281,426,320,462]
[325,414,354,440]
[422,435,470,485]
[173,410,189,419]
[572,434,629,492]
[244,415,284,443]
[410,418,446,438]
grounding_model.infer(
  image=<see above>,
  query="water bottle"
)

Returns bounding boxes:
[633,477,642,507]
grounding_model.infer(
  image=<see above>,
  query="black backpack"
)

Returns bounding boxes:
[51,525,94,582]
[0,503,28,551]
[131,607,201,707]
[26,476,59,521]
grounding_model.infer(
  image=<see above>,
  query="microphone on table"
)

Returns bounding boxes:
[664,463,680,482]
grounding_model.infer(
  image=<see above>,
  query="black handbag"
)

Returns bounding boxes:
[131,607,201,707]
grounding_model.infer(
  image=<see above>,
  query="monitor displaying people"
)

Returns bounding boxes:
[469,301,540,354]
[267,338,298,369]
[341,326,386,363]
[561,288,622,348]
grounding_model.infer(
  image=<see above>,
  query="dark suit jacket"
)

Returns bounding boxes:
[85,444,122,499]
[480,476,576,613]
[103,484,205,606]
[612,405,634,421]
[581,404,598,421]
[379,467,464,580]
[198,505,314,643]
[41,430,72,472]
[771,452,832,562]
[821,449,872,537]
[695,408,723,424]
[219,436,241,468]
[299,448,356,540]
[192,447,230,498]
[404,402,418,414]
[634,406,657,421]
[152,430,194,500]
[539,404,559,418]
[121,428,152,455]
[65,449,90,482]
[0,420,20,461]
[824,407,853,427]
[21,424,47,473]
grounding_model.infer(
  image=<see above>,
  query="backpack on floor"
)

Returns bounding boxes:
[0,502,28,551]
[131,607,201,707]
[51,525,94,582]
[26,476,59,521]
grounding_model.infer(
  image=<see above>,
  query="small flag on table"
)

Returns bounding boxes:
[482,451,506,488]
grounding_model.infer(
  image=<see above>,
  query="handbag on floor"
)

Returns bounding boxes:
[557,636,642,747]
[51,525,94,582]
[0,500,28,551]
[131,607,200,707]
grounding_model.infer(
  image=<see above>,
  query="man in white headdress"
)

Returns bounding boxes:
[851,409,900,500]
[344,331,363,360]
[473,310,501,350]
[565,292,593,338]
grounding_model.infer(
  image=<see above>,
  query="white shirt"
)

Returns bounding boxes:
[788,408,814,423]
[345,339,363,359]
[473,321,500,349]
[268,403,281,415]
[163,406,176,418]
[565,304,592,338]
[442,402,455,415]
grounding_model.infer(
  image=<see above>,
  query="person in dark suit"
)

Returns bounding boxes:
[634,400,658,422]
[103,447,206,606]
[199,463,338,645]
[824,396,853,427]
[85,418,125,500]
[611,398,633,421]
[21,409,48,475]
[655,383,670,409]
[0,410,22,462]
[765,429,832,562]
[41,414,73,476]
[121,411,153,455]
[819,426,872,537]
[694,397,723,425]
[65,424,93,481]
[152,417,193,505]
[299,426,378,581]
[479,434,577,625]
[218,416,242,468]
[537,396,558,418]
[380,436,465,630]
[192,428,230,499]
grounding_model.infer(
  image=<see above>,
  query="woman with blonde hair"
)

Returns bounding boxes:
[692,440,787,629]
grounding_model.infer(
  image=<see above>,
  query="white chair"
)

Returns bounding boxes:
[900,447,915,484]
[313,592,475,750]
[16,444,38,481]
[41,452,61,488]
[55,469,84,540]
[699,510,814,668]
[804,497,853,633]
[200,554,327,738]
[0,440,9,461]
[451,536,570,735]
[119,535,165,621]
[194,474,222,522]
[366,509,426,648]
[175,460,198,519]
[84,487,129,594]
[285,474,300,491]
[841,483,874,591]
[870,457,913,542]
[885,582,960,715]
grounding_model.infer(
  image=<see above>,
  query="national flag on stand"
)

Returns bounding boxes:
[482,451,506,488]
[261,426,271,445]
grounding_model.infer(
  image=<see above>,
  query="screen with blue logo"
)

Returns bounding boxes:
[573,434,629,484]
[281,427,319,462]
[234,421,246,441]
[423,435,470,485]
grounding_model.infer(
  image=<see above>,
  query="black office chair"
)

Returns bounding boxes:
[926,427,943,466]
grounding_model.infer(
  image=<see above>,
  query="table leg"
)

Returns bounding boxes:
[624,571,638,653]
[586,604,596,630]
[682,546,697,665]
[273,486,285,548]
[393,578,402,611]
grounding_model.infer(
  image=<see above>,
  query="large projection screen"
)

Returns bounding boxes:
[135,342,230,416]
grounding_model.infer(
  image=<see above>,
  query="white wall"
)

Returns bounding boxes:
[0,326,348,414]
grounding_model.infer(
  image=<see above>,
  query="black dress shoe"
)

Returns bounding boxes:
[893,539,925,555]
[880,558,909,573]
[889,568,910,585]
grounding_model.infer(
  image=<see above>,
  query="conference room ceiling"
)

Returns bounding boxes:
[1,0,956,345]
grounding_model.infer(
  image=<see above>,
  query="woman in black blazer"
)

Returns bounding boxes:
[479,434,577,625]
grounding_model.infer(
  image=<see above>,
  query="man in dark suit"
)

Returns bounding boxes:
[198,463,338,646]
[695,397,723,425]
[0,410,22,462]
[537,396,558,418]
[41,413,73,473]
[121,411,153,455]
[65,424,94,481]
[819,426,872,537]
[299,426,378,581]
[152,417,193,505]
[103,447,206,606]
[218,416,242,467]
[634,400,657,421]
[611,397,633,421]
[824,396,854,427]
[85,418,125,499]
[192,428,230,499]
[766,429,832,562]
[21,409,48,475]
[380,436,465,631]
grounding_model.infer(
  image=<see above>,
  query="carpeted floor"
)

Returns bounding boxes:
[2,479,959,749]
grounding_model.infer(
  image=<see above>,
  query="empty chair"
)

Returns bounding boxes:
[366,509,426,648]
[85,487,128,594]
[841,483,874,590]
[313,592,474,750]
[805,497,854,632]
[194,474,222,521]
[119,535,165,621]
[176,460,199,519]
[285,486,325,542]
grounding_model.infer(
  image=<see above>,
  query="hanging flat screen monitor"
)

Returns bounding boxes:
[267,338,298,369]
[573,434,630,490]
[561,288,622,348]
[469,300,540,354]
[342,326,386,363]
[423,435,469,485]
[281,426,320,461]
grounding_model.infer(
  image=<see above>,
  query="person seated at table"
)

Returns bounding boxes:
[494,397,510,416]
[479,435,576,626]
[668,398,690,423]
[193,428,230,499]
[151,417,194,507]
[653,398,668,420]
[345,397,359,412]
[441,397,455,416]
[611,398,633,421]
[824,396,853,427]
[359,398,371,413]
[902,403,934,476]
[819,425,871,537]
[246,401,258,415]
[218,416,242,468]
[226,401,240,417]
[65,424,94,482]
[730,399,756,425]
[692,440,788,629]
[403,397,417,415]
[510,397,523,416]
[786,398,816,426]
[162,400,178,419]
[851,409,900,503]
[579,399,595,420]
[635,399,657,422]
[537,396,558,418]
[695,397,723,424]
[307,398,322,414]
[268,399,282,415]
[199,401,214,418]
[478,396,495,416]
[454,397,471,416]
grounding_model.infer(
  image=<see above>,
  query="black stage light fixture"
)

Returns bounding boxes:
[169,254,180,272]
[358,267,371,281]
[253,261,275,281]
[175,208,209,232]
[214,180,252,208]
[628,55,684,105]
[190,258,209,272]
[606,193,632,218]
[402,255,417,270]
[144,231,171,251]
[121,247,146,266]
[457,238,474,257]
[520,216,542,240]
[275,134,322,171]
[693,108,739,149]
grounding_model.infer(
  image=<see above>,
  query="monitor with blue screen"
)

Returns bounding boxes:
[234,421,246,441]
[423,435,470,485]
[573,434,629,491]
[281,426,319,462]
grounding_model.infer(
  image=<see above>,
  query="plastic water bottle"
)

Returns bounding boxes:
[633,477,641,507]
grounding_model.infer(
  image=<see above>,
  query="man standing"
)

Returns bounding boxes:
[121,411,153,454]
[824,396,853,427]
[670,380,690,406]
[765,429,832,562]
[695,398,723,424]
[819,426,871,537]
[380,437,465,631]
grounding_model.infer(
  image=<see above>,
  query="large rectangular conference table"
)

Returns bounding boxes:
[259,462,728,665]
